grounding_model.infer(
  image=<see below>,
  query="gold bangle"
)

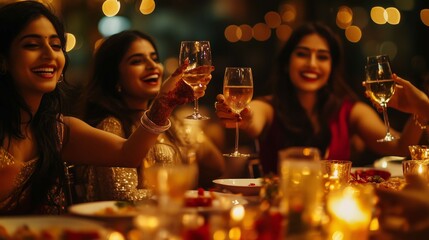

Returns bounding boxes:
[413,114,428,130]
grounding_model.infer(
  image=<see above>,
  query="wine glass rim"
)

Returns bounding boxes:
[367,54,389,57]
[366,54,390,63]
[180,40,210,43]
[225,67,252,70]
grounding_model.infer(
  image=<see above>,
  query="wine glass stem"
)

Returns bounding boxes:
[193,98,199,115]
[381,103,392,135]
[234,121,240,155]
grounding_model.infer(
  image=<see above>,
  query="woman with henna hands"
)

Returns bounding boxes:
[0,1,211,214]
[215,22,424,175]
[76,30,224,202]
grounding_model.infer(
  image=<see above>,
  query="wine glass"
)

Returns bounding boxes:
[143,143,198,209]
[277,146,321,162]
[364,55,398,142]
[223,67,254,157]
[278,147,324,236]
[179,40,212,120]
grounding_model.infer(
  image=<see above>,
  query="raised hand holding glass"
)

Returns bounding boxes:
[223,67,253,157]
[179,41,212,120]
[365,55,398,142]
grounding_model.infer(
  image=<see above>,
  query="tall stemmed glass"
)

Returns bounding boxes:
[143,143,198,209]
[365,55,398,142]
[179,41,212,120]
[223,67,254,157]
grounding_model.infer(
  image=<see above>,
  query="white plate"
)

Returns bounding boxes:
[0,216,109,238]
[69,190,248,217]
[373,156,404,177]
[183,190,248,212]
[213,178,263,196]
[69,201,138,219]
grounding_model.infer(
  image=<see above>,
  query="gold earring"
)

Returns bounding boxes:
[58,74,64,83]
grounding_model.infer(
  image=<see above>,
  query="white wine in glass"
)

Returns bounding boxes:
[223,67,254,157]
[365,54,398,142]
[179,41,212,120]
[143,143,198,209]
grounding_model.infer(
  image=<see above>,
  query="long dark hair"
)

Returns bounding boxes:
[0,1,69,213]
[271,22,357,148]
[81,30,159,137]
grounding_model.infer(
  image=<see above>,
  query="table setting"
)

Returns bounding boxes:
[1,146,428,240]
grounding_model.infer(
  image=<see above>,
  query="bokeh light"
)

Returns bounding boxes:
[65,33,76,52]
[279,3,297,23]
[253,23,271,41]
[386,7,400,25]
[98,16,131,37]
[336,6,353,29]
[370,6,387,24]
[276,24,293,41]
[345,25,362,43]
[139,0,156,15]
[102,0,120,17]
[264,11,281,28]
[224,25,241,43]
[239,24,253,41]
[421,9,429,27]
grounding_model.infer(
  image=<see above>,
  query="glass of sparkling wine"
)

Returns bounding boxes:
[179,41,212,120]
[143,143,198,209]
[223,67,254,157]
[365,54,397,142]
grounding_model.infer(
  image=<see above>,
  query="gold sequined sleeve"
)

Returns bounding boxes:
[0,148,14,169]
[85,117,150,201]
[97,117,125,138]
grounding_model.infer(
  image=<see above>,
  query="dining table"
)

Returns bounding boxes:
[0,156,424,240]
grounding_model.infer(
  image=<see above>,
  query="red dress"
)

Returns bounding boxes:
[258,99,355,174]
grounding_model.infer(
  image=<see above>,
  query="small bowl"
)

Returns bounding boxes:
[350,168,392,183]
[402,159,429,183]
[408,145,429,160]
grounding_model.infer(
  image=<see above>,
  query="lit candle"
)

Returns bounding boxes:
[418,164,424,174]
[230,205,245,222]
[330,168,339,180]
[327,186,374,240]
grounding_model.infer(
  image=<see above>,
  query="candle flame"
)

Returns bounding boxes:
[333,169,339,178]
[328,188,371,225]
[230,205,245,221]
[418,164,424,174]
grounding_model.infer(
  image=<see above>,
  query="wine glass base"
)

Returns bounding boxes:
[223,152,250,158]
[377,134,399,142]
[185,113,209,120]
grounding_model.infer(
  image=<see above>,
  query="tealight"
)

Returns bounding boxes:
[326,185,374,240]
[402,159,429,183]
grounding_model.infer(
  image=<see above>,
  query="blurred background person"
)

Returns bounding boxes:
[215,22,424,174]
